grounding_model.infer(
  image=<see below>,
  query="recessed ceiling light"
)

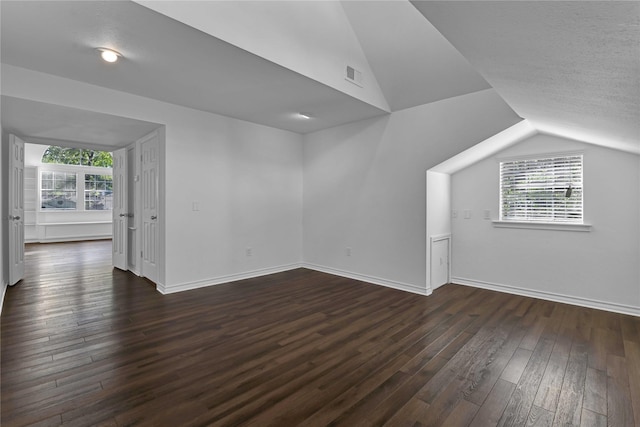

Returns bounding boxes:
[297,113,312,120]
[96,48,122,63]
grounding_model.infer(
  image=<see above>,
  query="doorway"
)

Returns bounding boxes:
[2,97,165,302]
[3,130,161,288]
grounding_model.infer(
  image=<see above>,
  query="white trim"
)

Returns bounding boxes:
[430,120,537,174]
[37,221,112,226]
[0,281,7,314]
[38,164,114,213]
[33,234,111,243]
[156,263,303,294]
[303,263,430,296]
[128,267,141,277]
[430,233,451,241]
[452,276,640,317]
[496,149,585,163]
[156,263,431,297]
[498,153,584,224]
[492,220,592,232]
[27,221,113,243]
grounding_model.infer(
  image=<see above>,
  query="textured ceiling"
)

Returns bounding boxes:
[1,96,161,151]
[0,0,386,136]
[1,0,637,153]
[1,0,494,145]
[412,1,640,152]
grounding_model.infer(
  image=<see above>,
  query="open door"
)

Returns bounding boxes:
[140,132,159,283]
[112,148,128,270]
[8,134,25,286]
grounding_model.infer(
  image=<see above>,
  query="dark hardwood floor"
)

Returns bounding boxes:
[2,241,639,426]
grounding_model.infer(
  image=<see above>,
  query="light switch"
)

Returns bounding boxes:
[484,210,491,220]
[464,209,471,219]
[192,201,200,211]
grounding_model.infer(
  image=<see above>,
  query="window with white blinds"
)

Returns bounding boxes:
[500,154,583,223]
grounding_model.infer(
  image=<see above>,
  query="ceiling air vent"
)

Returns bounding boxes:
[345,65,363,87]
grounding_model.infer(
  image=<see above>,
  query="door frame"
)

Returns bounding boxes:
[0,113,165,292]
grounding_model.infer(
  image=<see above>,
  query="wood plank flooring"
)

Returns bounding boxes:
[2,241,639,426]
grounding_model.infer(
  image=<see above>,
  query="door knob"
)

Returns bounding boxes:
[9,215,20,220]
[119,213,127,217]
[151,215,157,220]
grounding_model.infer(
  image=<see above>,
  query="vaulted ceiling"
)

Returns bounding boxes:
[412,1,640,153]
[1,1,638,152]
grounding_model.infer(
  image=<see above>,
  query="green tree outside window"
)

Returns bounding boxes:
[42,146,113,167]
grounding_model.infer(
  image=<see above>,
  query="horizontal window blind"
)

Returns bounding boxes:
[500,155,583,222]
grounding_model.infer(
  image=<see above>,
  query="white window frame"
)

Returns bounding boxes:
[493,151,591,232]
[38,164,113,212]
[40,169,78,210]
[83,172,114,211]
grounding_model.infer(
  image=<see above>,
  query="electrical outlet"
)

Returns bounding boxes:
[246,247,252,257]
[484,210,491,220]
[452,209,458,218]
[346,247,352,257]
[464,209,471,219]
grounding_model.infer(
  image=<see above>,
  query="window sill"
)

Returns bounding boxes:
[492,221,592,232]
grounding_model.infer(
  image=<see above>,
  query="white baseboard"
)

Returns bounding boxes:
[156,263,304,294]
[303,263,430,296]
[452,276,640,317]
[128,268,141,277]
[27,235,112,243]
[0,281,7,314]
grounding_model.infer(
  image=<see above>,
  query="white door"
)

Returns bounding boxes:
[112,148,128,270]
[140,133,159,283]
[8,134,25,286]
[431,237,450,290]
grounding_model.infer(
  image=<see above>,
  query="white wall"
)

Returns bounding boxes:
[2,65,303,292]
[0,128,5,311]
[451,133,640,315]
[302,89,521,293]
[164,121,302,290]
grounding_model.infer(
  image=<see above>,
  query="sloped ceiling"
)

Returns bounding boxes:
[1,0,637,153]
[1,0,500,145]
[0,0,387,135]
[134,0,392,112]
[412,1,640,153]
[137,0,490,114]
[341,0,491,111]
